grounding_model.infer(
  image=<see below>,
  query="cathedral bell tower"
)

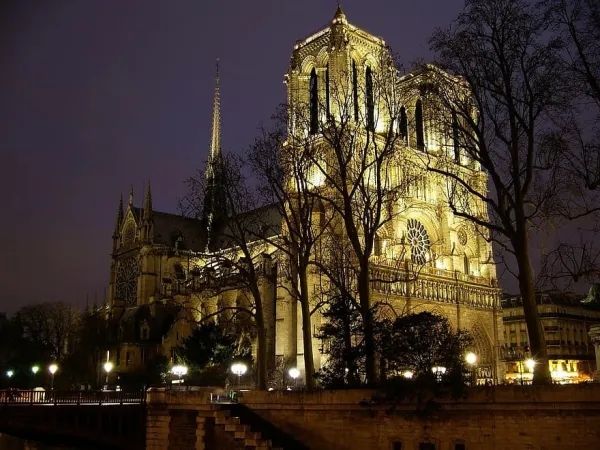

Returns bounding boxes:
[286,5,391,136]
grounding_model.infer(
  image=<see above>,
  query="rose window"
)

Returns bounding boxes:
[115,257,139,306]
[407,218,430,265]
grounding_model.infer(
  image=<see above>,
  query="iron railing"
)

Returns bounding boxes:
[0,389,146,405]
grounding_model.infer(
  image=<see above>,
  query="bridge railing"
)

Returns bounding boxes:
[0,389,146,405]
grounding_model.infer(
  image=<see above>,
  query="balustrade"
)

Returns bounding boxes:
[369,261,500,309]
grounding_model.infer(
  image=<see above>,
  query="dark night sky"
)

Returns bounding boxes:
[0,0,486,313]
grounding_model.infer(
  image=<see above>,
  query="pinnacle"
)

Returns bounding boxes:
[143,180,153,220]
[333,3,347,23]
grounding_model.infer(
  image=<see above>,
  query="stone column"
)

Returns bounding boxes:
[588,324,600,381]
[195,414,206,450]
[145,410,171,450]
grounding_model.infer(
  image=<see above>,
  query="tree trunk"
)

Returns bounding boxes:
[342,301,357,385]
[358,259,376,385]
[515,233,551,385]
[298,268,315,390]
[254,310,268,390]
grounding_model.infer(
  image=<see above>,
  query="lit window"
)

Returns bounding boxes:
[399,106,408,143]
[415,99,425,150]
[352,60,359,121]
[365,66,374,131]
[310,68,319,134]
[325,63,330,118]
[452,110,460,162]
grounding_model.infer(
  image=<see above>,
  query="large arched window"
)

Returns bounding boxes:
[452,110,460,162]
[399,106,408,143]
[352,60,359,121]
[325,63,330,118]
[365,66,374,131]
[463,254,470,274]
[310,68,319,134]
[415,99,425,150]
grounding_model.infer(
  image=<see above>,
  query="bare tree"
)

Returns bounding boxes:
[544,0,600,188]
[247,106,332,389]
[181,154,273,390]
[289,48,415,385]
[538,0,600,288]
[16,302,78,362]
[427,0,570,383]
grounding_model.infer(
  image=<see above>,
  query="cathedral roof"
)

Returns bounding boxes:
[125,202,282,253]
[213,202,283,250]
[130,206,207,251]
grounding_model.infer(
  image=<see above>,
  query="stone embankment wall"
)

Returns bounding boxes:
[240,385,600,450]
[147,385,600,450]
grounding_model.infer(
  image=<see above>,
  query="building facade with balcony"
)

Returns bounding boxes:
[501,291,600,383]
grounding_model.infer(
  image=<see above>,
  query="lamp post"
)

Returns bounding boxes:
[288,368,300,388]
[403,370,414,379]
[31,365,39,375]
[103,361,113,387]
[525,358,535,384]
[432,366,446,381]
[48,364,58,391]
[231,363,247,388]
[465,352,478,386]
[171,365,188,385]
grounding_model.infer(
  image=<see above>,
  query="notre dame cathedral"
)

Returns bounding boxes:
[107,6,505,383]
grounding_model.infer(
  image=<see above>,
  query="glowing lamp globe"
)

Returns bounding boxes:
[465,352,477,365]
[231,363,247,377]
[104,361,113,373]
[171,365,188,377]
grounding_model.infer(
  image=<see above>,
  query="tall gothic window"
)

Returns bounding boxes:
[463,254,470,275]
[415,99,425,150]
[399,106,408,143]
[452,110,460,162]
[365,66,374,131]
[352,60,359,122]
[310,68,319,134]
[325,63,330,118]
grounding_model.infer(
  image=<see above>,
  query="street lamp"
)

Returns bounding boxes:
[432,366,446,381]
[48,364,58,391]
[171,365,188,384]
[288,368,300,388]
[403,370,414,379]
[103,361,113,387]
[231,363,247,387]
[525,358,535,373]
[6,370,13,378]
[465,352,478,386]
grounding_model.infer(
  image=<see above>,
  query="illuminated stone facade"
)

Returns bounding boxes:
[107,7,504,383]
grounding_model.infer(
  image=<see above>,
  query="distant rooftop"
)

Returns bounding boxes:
[501,291,593,309]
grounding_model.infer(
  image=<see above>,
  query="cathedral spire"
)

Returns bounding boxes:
[203,59,227,251]
[128,185,134,206]
[143,181,152,221]
[209,58,221,167]
[113,194,124,236]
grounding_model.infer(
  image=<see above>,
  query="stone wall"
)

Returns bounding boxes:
[239,385,600,450]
